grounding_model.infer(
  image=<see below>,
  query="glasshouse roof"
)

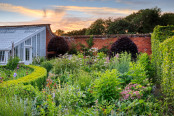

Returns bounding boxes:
[0,26,45,50]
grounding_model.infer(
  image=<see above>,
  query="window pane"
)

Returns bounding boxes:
[37,34,40,56]
[25,48,30,61]
[20,43,24,61]
[32,35,36,57]
[0,51,5,62]
[25,38,31,45]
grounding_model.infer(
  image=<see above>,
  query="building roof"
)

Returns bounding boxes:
[0,24,48,50]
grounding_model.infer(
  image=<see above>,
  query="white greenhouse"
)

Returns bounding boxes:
[0,24,54,65]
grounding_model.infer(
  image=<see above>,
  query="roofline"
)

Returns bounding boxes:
[0,24,51,28]
[0,23,56,37]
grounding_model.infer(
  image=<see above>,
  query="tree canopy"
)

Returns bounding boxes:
[61,7,174,35]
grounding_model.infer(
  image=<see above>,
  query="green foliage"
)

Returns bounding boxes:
[41,61,53,73]
[151,25,174,82]
[86,19,105,35]
[0,65,47,90]
[55,85,85,108]
[65,28,87,36]
[11,84,39,99]
[108,18,135,34]
[68,43,78,54]
[115,98,161,115]
[151,25,174,106]
[73,70,94,91]
[137,53,152,78]
[0,65,33,82]
[109,52,132,74]
[93,69,122,102]
[128,61,148,85]
[6,57,20,70]
[126,7,161,33]
[160,13,174,26]
[98,46,109,54]
[160,37,174,105]
[54,29,64,36]
[0,96,32,116]
[53,55,80,75]
[32,56,46,65]
[86,35,94,48]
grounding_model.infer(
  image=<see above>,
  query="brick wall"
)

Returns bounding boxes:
[64,34,152,55]
[45,25,56,56]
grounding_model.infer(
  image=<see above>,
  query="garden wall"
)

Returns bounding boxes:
[63,34,152,55]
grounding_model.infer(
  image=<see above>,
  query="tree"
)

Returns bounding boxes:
[55,29,64,36]
[65,28,87,36]
[125,7,161,33]
[160,13,174,26]
[108,18,135,34]
[86,19,105,35]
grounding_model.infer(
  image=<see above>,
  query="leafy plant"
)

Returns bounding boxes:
[86,35,94,48]
[6,56,20,70]
[93,69,122,102]
[109,52,131,74]
[41,61,53,73]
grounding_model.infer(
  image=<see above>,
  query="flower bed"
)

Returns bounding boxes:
[0,65,47,90]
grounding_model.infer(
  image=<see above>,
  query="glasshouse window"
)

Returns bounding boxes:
[20,43,24,61]
[14,46,18,57]
[32,35,36,57]
[37,33,40,56]
[25,38,31,45]
[0,51,5,62]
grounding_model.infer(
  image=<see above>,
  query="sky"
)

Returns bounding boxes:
[0,0,174,32]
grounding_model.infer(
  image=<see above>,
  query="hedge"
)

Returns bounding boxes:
[0,65,47,90]
[160,37,174,104]
[151,25,174,105]
[151,25,174,82]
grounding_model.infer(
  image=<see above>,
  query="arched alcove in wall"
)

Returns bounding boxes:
[109,37,138,59]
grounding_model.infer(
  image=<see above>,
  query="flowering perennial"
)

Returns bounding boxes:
[121,83,146,100]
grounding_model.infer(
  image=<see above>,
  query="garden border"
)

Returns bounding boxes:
[0,65,47,90]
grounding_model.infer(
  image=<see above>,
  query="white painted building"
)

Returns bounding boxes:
[0,24,54,65]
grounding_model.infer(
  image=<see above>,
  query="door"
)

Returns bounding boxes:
[24,47,32,65]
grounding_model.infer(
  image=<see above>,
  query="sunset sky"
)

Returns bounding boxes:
[0,0,174,32]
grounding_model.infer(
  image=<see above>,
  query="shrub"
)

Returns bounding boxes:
[128,61,148,85]
[151,25,174,82]
[93,69,122,102]
[73,70,94,91]
[109,37,138,60]
[12,84,39,99]
[53,55,80,75]
[98,46,109,55]
[151,25,174,106]
[137,53,152,79]
[32,56,46,65]
[68,43,78,54]
[160,36,174,105]
[0,65,47,90]
[55,85,84,108]
[6,56,20,70]
[41,61,53,73]
[109,52,131,74]
[0,96,33,116]
[47,36,69,58]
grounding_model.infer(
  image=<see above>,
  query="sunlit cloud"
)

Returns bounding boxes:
[0,3,137,32]
[115,0,149,5]
[56,6,137,15]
